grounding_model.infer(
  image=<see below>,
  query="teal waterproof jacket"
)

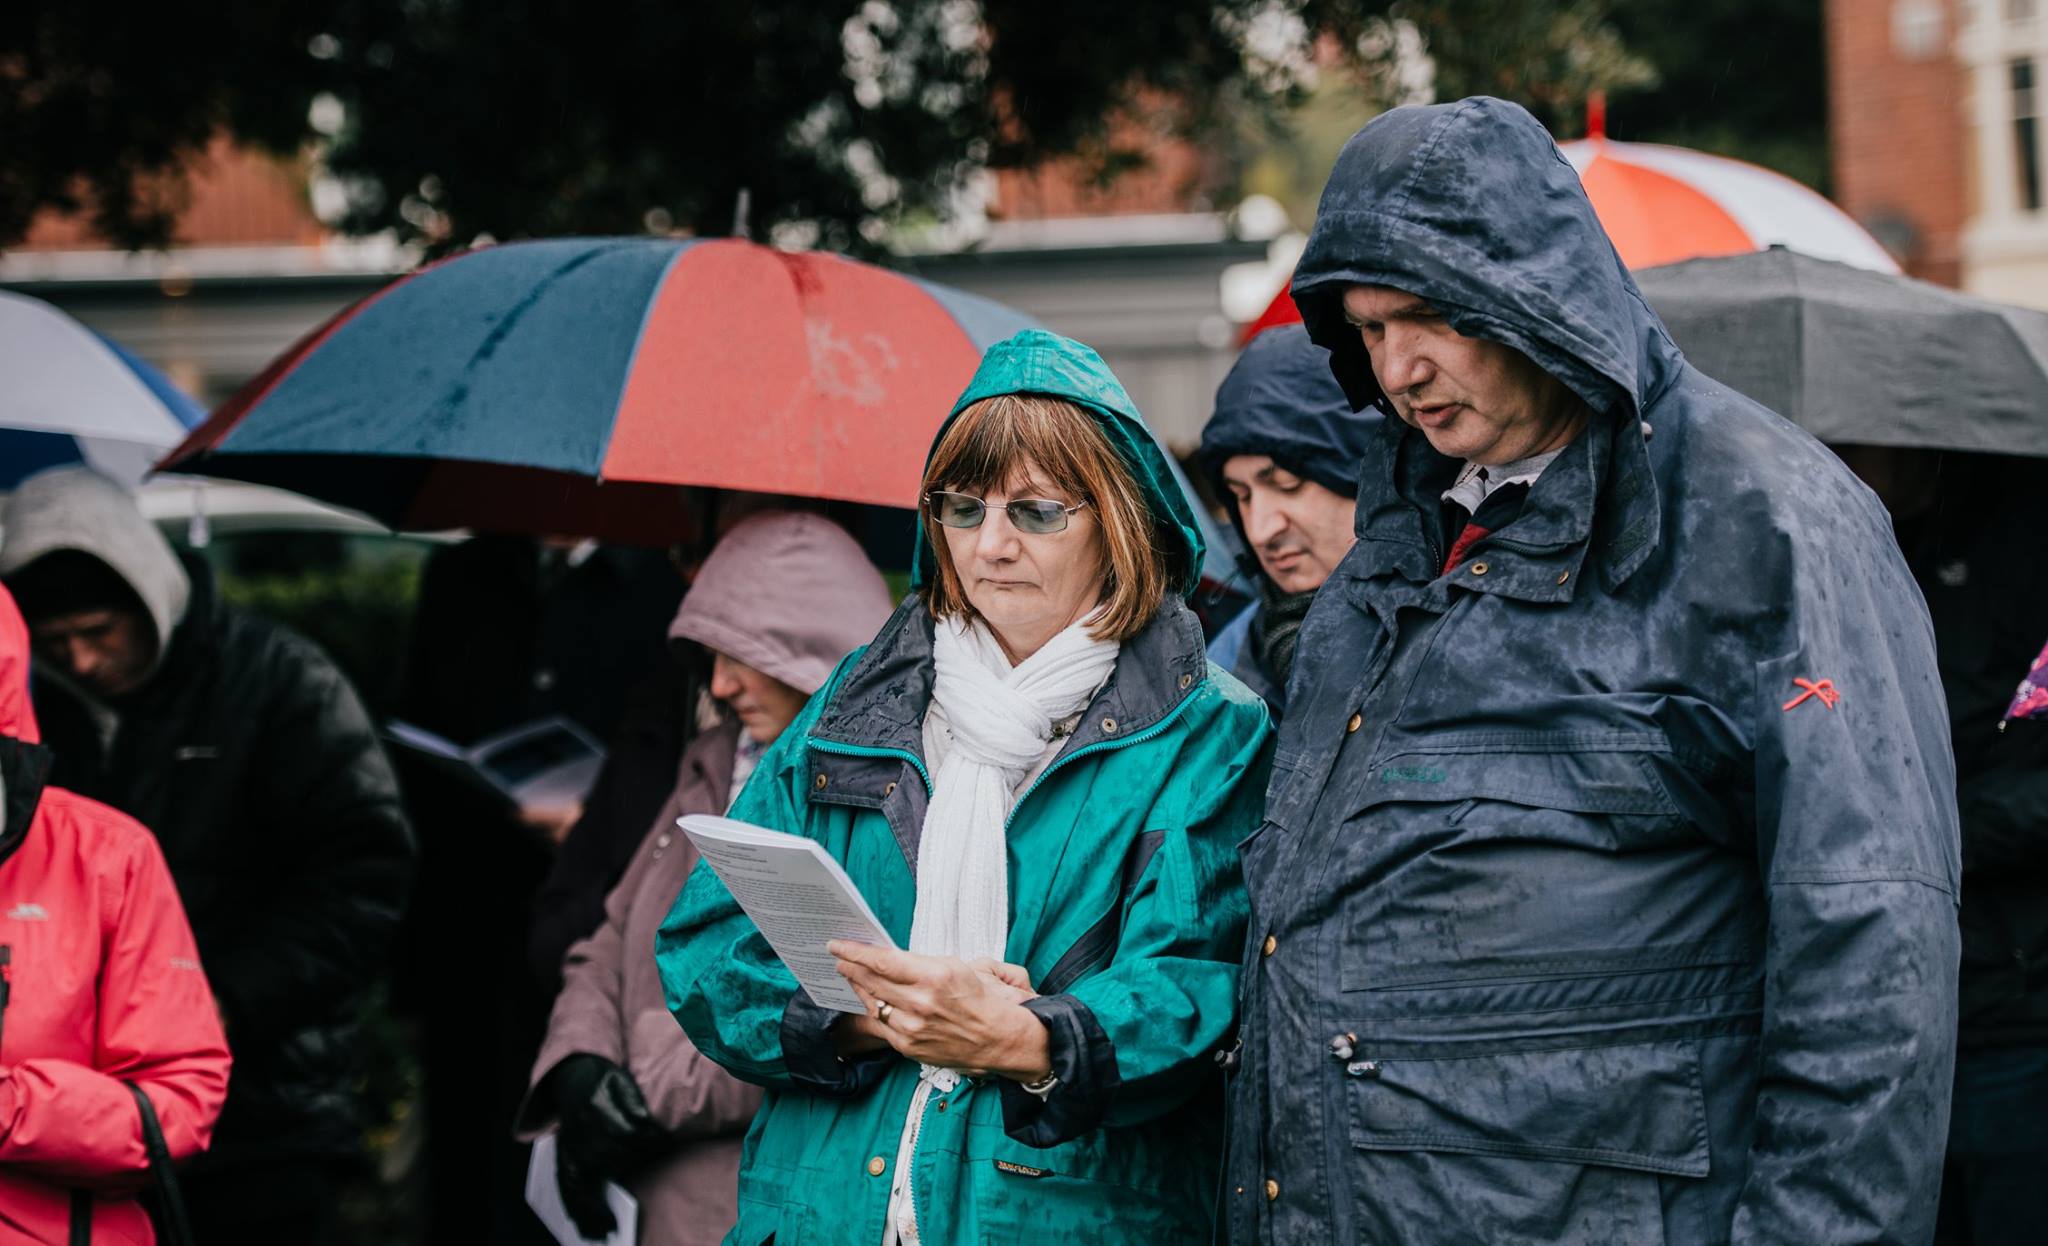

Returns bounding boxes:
[656,330,1272,1244]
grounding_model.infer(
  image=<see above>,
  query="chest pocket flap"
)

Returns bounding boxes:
[1359,732,1680,818]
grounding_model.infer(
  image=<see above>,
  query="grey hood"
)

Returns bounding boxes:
[0,467,191,675]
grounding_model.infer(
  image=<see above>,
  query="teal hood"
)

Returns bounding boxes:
[908,329,1207,599]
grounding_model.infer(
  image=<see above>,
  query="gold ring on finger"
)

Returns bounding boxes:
[876,1000,894,1025]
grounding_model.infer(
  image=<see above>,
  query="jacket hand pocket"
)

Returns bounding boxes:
[1345,1038,1708,1245]
[1334,736,1749,996]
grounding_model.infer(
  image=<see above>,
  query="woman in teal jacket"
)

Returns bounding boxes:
[656,329,1272,1244]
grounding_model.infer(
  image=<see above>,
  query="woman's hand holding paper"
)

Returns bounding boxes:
[827,941,1052,1081]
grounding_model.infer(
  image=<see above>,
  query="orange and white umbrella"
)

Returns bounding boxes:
[1240,109,1898,341]
[1556,122,1898,273]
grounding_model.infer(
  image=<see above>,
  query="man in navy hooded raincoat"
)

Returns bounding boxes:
[1227,98,1961,1245]
[1199,324,1379,715]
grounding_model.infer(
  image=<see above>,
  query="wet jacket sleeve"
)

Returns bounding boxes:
[656,699,890,1096]
[1001,692,1271,1147]
[0,827,230,1188]
[1732,543,1961,1243]
[206,638,417,1040]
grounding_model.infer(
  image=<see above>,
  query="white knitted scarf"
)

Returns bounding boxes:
[910,613,1119,964]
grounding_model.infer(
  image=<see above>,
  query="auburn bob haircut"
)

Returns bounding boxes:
[919,393,1174,643]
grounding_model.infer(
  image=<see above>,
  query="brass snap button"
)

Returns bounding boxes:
[1179,672,1194,690]
[1265,1179,1280,1202]
[1346,713,1362,733]
[883,781,897,797]
[814,773,828,790]
[867,1156,886,1177]
[1101,717,1119,734]
[1469,562,1488,576]
[1557,570,1570,585]
[1262,934,1278,957]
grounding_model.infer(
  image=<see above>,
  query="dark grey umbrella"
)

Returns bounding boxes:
[1637,247,2048,457]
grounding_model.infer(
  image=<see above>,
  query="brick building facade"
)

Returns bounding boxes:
[1828,0,2048,305]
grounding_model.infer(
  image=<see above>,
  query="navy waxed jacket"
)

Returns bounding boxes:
[1226,97,1961,1246]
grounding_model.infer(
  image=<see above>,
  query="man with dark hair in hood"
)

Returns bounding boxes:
[1199,324,1378,712]
[0,466,416,1246]
[1226,99,1959,1246]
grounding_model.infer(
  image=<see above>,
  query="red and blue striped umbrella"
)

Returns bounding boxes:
[161,237,1043,543]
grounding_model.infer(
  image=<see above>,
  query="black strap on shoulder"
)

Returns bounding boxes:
[126,1083,196,1246]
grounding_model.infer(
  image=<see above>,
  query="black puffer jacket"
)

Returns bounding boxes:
[33,554,416,1167]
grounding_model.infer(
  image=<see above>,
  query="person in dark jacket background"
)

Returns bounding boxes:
[1836,445,2048,1245]
[1197,324,1378,711]
[391,533,684,1246]
[1228,98,1960,1246]
[398,534,684,758]
[0,466,416,1246]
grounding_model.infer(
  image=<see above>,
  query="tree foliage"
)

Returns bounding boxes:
[1604,0,1827,188]
[0,1,1816,255]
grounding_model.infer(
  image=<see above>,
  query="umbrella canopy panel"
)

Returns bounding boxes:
[601,242,1028,502]
[1557,138,1901,274]
[1,290,206,487]
[1637,248,2048,459]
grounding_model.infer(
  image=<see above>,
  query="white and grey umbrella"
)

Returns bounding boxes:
[0,290,207,488]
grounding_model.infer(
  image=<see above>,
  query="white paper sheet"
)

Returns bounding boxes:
[524,1132,638,1246]
[678,813,899,1012]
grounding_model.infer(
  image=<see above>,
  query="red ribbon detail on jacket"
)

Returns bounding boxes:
[1782,678,1840,712]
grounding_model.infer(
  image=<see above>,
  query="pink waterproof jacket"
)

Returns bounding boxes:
[0,585,231,1245]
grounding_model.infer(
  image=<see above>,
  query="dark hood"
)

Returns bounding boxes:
[1198,324,1381,502]
[1291,97,1683,422]
[1290,96,1683,585]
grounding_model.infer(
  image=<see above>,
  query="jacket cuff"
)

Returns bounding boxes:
[781,992,893,1097]
[999,994,1121,1148]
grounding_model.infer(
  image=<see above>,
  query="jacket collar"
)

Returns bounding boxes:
[1355,399,1663,604]
[810,593,1211,769]
[0,734,51,868]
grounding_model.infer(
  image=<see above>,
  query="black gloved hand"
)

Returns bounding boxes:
[550,1054,669,1239]
[556,1139,618,1241]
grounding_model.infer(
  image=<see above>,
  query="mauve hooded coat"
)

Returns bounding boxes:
[520,511,893,1245]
